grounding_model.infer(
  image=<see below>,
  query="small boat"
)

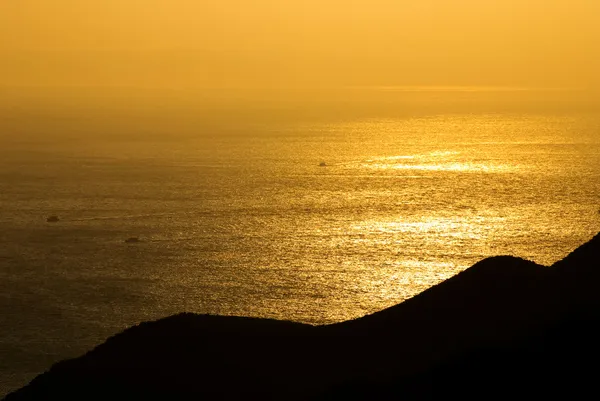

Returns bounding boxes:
[46,216,60,223]
[319,161,327,167]
[124,237,140,243]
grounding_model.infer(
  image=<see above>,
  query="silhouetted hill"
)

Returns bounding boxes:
[4,232,599,401]
[319,255,562,383]
[553,232,600,312]
[553,232,600,272]
[317,313,600,401]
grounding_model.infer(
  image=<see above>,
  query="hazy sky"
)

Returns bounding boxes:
[1,0,599,90]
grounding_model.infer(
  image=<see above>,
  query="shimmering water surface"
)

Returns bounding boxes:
[1,109,599,394]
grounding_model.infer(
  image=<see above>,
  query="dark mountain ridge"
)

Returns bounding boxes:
[5,232,599,400]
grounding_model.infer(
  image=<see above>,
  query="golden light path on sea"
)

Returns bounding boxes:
[362,153,518,173]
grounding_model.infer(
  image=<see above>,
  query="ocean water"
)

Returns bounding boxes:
[1,104,599,394]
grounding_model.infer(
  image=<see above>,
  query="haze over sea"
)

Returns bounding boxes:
[1,87,599,395]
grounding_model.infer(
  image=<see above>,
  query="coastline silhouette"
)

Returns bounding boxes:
[4,232,599,400]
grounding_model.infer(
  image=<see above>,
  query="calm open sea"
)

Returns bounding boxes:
[1,94,599,394]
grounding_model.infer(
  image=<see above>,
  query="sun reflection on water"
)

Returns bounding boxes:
[364,162,516,172]
[361,151,518,173]
[351,217,501,239]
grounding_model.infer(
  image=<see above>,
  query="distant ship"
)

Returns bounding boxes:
[319,162,327,167]
[46,216,60,223]
[124,237,141,243]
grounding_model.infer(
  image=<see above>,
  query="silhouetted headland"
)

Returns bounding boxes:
[5,233,600,401]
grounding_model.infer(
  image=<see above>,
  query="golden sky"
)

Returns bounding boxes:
[1,0,599,90]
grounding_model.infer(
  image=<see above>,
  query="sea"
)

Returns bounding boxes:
[1,88,599,395]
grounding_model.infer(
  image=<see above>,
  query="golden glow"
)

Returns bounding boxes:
[1,0,599,92]
[0,3,598,329]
